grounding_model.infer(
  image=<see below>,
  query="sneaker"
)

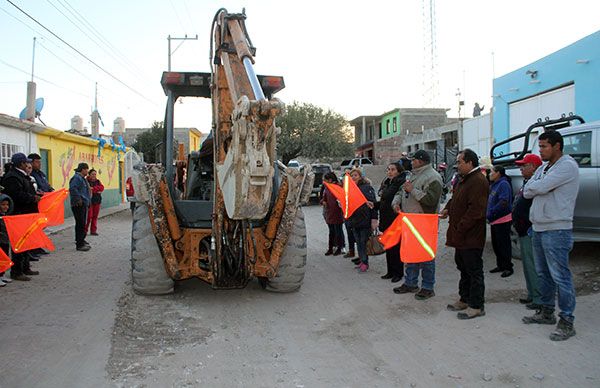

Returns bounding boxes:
[357,263,369,273]
[332,247,343,256]
[549,318,576,341]
[393,284,419,294]
[1,276,13,283]
[0,280,6,287]
[351,258,361,265]
[457,307,486,320]
[23,269,39,276]
[446,300,468,311]
[83,240,91,246]
[76,245,91,252]
[324,248,333,256]
[415,288,435,300]
[10,274,31,281]
[522,307,557,325]
[343,251,355,258]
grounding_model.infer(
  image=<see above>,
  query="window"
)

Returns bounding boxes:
[386,120,390,135]
[0,143,24,168]
[563,131,592,166]
[393,117,397,133]
[408,145,412,152]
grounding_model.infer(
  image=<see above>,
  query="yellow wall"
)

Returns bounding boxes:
[189,131,200,152]
[35,130,123,191]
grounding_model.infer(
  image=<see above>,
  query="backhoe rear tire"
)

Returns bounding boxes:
[131,202,174,295]
[264,208,307,293]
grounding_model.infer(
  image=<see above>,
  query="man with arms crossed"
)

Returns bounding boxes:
[522,131,579,341]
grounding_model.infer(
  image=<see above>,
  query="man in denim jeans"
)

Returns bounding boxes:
[523,131,579,341]
[391,150,442,300]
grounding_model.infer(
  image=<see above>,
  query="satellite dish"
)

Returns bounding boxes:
[19,97,45,120]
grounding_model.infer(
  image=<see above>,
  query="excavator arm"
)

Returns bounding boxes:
[132,8,313,291]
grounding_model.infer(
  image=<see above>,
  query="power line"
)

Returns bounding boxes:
[55,0,150,83]
[0,57,91,98]
[169,0,187,34]
[5,0,158,107]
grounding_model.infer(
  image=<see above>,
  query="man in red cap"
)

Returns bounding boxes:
[512,154,543,311]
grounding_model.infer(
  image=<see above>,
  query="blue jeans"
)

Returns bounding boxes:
[405,260,435,290]
[352,227,371,265]
[532,230,576,323]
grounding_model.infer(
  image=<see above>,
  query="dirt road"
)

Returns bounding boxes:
[1,207,599,387]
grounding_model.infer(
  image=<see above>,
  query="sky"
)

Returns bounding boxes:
[1,0,599,137]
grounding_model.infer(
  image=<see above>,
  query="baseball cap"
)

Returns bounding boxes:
[515,154,542,167]
[412,150,431,163]
[74,162,89,172]
[28,153,41,160]
[11,152,32,165]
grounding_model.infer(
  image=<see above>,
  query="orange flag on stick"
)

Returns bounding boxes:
[0,249,13,273]
[399,213,439,263]
[323,174,367,219]
[378,213,403,249]
[2,213,55,253]
[38,188,69,226]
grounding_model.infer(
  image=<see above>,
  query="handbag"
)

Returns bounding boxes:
[366,232,385,256]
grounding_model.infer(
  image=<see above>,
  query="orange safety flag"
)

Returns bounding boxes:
[323,174,367,219]
[0,248,13,273]
[38,188,69,226]
[399,213,439,263]
[2,213,55,253]
[378,213,403,249]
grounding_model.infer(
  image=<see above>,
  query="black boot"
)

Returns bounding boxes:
[522,306,557,325]
[550,318,576,341]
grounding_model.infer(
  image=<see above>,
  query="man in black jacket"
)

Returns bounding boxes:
[1,153,41,280]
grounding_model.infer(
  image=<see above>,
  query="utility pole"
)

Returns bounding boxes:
[25,37,37,122]
[91,82,99,137]
[167,34,198,71]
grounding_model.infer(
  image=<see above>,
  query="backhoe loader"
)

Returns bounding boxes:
[129,8,313,294]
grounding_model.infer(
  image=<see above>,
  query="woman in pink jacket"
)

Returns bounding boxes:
[85,169,104,236]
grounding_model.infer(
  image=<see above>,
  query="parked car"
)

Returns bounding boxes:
[491,115,600,257]
[287,159,301,169]
[339,157,373,171]
[310,163,333,202]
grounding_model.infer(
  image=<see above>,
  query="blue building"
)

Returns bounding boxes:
[493,30,600,153]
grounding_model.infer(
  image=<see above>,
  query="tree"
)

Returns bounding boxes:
[132,121,164,163]
[276,102,354,164]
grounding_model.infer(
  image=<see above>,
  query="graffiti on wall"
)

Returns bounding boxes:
[58,146,76,187]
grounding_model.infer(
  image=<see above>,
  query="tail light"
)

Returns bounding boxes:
[126,177,134,197]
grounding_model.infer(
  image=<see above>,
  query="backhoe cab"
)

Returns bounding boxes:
[130,9,313,294]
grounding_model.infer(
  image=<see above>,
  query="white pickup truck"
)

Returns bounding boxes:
[491,115,600,257]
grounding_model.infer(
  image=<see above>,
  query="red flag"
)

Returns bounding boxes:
[38,188,69,226]
[2,213,55,253]
[324,174,367,219]
[0,249,13,273]
[399,213,439,263]
[378,213,403,249]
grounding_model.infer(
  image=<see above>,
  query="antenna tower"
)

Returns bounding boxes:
[422,0,439,107]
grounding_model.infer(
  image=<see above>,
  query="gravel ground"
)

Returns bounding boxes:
[1,206,599,388]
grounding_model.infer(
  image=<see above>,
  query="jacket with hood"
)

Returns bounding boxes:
[0,193,14,246]
[486,176,513,223]
[392,164,443,215]
[2,168,38,214]
[346,180,378,229]
[523,154,579,232]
